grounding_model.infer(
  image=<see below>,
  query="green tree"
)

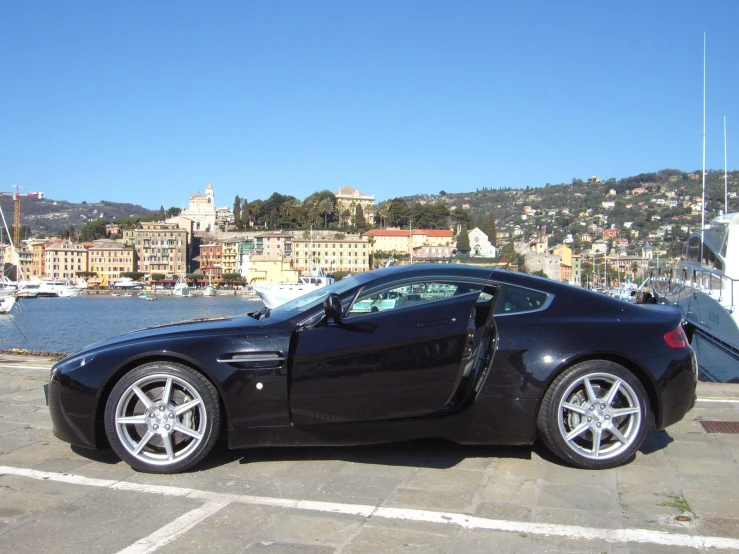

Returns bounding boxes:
[481,212,497,244]
[166,207,182,218]
[387,198,411,228]
[456,227,471,252]
[355,204,366,229]
[159,206,166,219]
[240,198,249,228]
[233,195,242,229]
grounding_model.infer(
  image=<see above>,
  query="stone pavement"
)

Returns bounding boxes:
[0,354,737,553]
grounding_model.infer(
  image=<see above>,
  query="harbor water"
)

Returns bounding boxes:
[0,295,263,354]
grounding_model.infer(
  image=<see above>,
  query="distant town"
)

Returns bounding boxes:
[0,168,737,288]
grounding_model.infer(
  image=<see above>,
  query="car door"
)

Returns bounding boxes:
[289,278,486,425]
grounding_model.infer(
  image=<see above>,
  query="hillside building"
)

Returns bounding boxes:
[335,186,375,226]
[180,183,217,232]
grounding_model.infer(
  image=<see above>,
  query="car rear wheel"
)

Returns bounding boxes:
[104,362,220,473]
[537,361,650,469]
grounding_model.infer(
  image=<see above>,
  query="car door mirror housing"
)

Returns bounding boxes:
[324,293,343,323]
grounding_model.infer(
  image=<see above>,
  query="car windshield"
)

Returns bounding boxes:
[265,273,374,321]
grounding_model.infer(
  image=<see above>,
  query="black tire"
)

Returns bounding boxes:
[104,362,221,473]
[537,360,651,470]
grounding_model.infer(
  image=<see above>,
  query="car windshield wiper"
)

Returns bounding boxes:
[247,306,271,320]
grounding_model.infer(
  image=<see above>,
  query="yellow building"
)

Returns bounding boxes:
[293,234,370,273]
[247,255,299,283]
[86,239,136,285]
[551,244,572,267]
[44,240,88,280]
[220,239,240,275]
[132,222,188,275]
[29,241,47,278]
[362,229,454,257]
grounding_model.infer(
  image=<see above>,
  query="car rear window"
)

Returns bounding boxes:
[494,284,549,315]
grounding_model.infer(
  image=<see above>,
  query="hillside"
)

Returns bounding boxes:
[0,197,154,238]
[399,169,739,255]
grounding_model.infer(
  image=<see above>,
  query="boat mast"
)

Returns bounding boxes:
[725,115,728,214]
[409,219,413,265]
[701,32,706,257]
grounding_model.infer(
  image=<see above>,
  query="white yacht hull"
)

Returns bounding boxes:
[253,279,333,309]
[0,295,16,314]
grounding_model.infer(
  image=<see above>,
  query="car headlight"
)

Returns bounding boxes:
[52,353,97,377]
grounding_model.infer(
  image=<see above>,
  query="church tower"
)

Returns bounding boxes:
[205,183,214,205]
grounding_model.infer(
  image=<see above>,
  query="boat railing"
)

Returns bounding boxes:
[651,266,737,313]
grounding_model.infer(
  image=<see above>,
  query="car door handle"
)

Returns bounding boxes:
[418,318,450,328]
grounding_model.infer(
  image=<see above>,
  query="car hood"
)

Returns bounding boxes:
[73,314,276,356]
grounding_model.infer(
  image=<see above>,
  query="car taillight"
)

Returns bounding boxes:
[664,326,690,349]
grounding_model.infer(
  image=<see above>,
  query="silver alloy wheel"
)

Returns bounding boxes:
[556,372,642,460]
[114,373,207,467]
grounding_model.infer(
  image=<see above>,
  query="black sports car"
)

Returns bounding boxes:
[46,265,697,473]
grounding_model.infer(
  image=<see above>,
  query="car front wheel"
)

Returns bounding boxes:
[104,362,221,473]
[537,361,650,469]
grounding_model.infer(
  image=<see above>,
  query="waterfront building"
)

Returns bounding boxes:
[293,234,370,274]
[247,254,299,284]
[180,183,217,232]
[86,239,136,285]
[219,237,254,277]
[199,243,223,282]
[43,240,88,280]
[253,233,293,259]
[335,186,376,226]
[237,240,255,278]
[132,222,188,275]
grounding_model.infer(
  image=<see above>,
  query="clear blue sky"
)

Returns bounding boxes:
[2,1,738,210]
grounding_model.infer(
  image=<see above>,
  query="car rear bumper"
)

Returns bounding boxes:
[654,349,698,430]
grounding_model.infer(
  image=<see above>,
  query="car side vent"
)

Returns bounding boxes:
[217,352,286,370]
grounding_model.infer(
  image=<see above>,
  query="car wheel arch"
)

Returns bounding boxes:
[535,353,661,433]
[94,354,229,448]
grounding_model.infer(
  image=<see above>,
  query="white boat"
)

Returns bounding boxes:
[173,275,191,297]
[0,292,16,314]
[35,279,81,298]
[651,213,739,363]
[202,285,217,297]
[111,277,145,290]
[16,281,40,298]
[252,269,335,309]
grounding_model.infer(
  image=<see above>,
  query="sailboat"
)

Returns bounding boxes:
[202,271,217,296]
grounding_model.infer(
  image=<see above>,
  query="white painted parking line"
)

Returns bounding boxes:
[117,500,231,554]
[1,465,738,551]
[0,364,52,370]
[696,397,739,404]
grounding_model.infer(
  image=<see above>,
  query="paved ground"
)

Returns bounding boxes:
[0,354,738,553]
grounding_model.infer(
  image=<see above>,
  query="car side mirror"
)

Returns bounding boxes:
[323,293,342,323]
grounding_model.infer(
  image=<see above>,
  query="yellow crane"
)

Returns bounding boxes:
[0,186,44,245]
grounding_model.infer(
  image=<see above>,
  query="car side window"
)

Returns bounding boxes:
[493,284,549,315]
[348,280,483,316]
